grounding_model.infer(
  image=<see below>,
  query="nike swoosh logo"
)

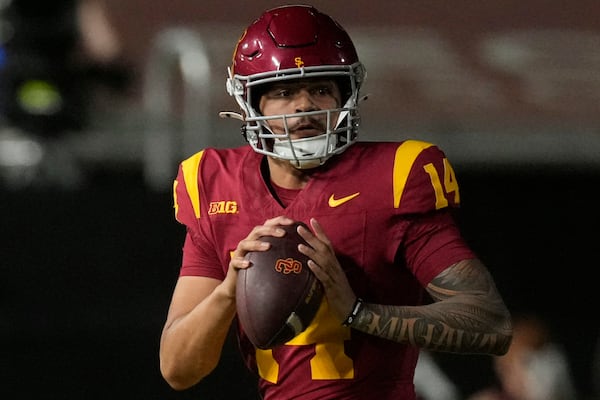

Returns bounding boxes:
[328,192,360,207]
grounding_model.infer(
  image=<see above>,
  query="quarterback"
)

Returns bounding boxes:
[160,5,513,400]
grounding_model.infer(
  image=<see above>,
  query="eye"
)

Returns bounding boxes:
[267,88,290,97]
[316,86,332,95]
[310,83,334,97]
[277,89,291,97]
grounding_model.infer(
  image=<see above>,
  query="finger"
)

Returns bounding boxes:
[296,222,322,252]
[296,223,313,243]
[240,224,288,254]
[235,237,271,256]
[264,215,296,227]
[297,222,333,266]
[309,218,333,247]
[229,256,251,270]
[253,216,298,239]
[306,258,327,279]
[296,228,325,264]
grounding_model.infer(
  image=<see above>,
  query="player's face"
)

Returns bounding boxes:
[258,78,342,139]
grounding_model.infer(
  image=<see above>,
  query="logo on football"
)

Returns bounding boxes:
[236,222,324,349]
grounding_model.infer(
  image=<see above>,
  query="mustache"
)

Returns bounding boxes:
[287,116,327,132]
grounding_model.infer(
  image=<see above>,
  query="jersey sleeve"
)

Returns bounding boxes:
[401,210,476,286]
[391,140,475,285]
[173,150,225,280]
[391,140,461,214]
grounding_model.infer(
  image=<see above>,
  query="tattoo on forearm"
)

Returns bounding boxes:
[352,260,512,355]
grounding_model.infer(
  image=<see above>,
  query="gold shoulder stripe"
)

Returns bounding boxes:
[393,140,433,209]
[173,179,179,221]
[181,150,205,219]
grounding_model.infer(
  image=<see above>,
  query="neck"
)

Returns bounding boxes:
[267,156,312,189]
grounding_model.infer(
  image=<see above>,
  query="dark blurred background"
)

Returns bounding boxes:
[2,1,599,399]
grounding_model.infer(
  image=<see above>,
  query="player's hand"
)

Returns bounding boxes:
[223,216,297,297]
[297,218,357,324]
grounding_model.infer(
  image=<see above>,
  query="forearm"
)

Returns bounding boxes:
[160,284,237,390]
[351,296,511,355]
[350,259,512,355]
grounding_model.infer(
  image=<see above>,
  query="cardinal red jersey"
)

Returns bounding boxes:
[173,140,476,400]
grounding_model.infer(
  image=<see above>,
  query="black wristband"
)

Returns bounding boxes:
[342,297,364,326]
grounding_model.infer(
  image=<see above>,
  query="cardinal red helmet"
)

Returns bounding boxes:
[223,5,366,169]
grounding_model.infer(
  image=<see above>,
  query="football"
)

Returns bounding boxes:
[236,222,324,349]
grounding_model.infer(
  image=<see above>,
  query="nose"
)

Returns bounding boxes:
[294,90,318,113]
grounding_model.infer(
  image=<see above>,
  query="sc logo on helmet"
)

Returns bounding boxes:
[294,57,304,68]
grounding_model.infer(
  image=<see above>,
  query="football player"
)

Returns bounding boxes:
[160,5,513,399]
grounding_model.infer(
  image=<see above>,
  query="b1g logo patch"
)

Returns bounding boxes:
[208,200,239,215]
